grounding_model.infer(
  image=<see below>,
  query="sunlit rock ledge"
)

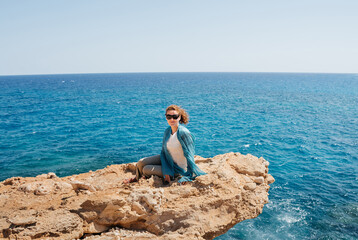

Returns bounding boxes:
[0,152,274,240]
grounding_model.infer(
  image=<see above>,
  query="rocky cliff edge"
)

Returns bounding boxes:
[0,152,275,240]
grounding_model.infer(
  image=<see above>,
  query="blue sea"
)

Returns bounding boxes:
[0,72,357,239]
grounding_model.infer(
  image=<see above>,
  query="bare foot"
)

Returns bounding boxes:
[123,177,137,184]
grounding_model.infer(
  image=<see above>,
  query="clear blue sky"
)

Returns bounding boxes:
[1,0,357,75]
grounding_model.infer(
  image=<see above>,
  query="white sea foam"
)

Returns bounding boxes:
[279,214,301,224]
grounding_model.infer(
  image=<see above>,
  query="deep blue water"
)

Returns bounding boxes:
[0,72,357,239]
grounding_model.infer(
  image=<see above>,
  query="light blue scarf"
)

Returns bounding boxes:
[160,124,206,183]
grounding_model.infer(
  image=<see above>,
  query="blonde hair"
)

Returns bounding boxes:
[166,105,189,124]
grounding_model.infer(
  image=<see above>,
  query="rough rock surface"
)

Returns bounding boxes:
[0,152,274,240]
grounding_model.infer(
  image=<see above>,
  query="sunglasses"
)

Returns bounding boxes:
[165,114,180,120]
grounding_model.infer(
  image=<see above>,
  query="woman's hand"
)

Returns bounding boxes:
[164,175,171,183]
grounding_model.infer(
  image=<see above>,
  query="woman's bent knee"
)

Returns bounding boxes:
[136,158,146,170]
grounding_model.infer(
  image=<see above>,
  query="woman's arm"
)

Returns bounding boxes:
[178,126,206,183]
[160,127,175,177]
[160,147,175,177]
[179,128,195,157]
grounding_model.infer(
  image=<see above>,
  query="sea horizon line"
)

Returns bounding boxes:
[1,71,357,77]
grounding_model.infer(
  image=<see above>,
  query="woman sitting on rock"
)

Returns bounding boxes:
[124,105,206,185]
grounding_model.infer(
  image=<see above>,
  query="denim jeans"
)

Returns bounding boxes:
[135,155,163,180]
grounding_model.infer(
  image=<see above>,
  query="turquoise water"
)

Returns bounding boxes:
[1,72,357,239]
